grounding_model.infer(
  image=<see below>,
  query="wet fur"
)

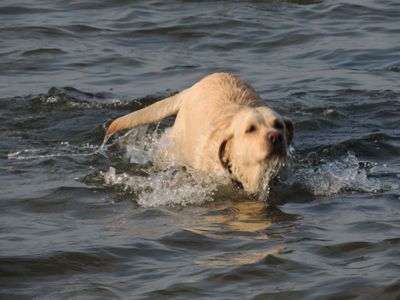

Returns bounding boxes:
[104,73,293,193]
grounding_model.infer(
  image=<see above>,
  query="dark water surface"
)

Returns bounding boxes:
[1,0,400,299]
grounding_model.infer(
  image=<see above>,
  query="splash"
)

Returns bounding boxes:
[101,127,383,207]
[258,156,285,201]
[99,126,234,207]
[8,125,382,207]
[286,152,381,196]
[101,166,221,208]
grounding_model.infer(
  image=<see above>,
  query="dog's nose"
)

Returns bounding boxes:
[267,131,283,145]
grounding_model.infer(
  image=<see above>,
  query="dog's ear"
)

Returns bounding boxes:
[213,112,235,170]
[283,117,294,145]
[218,138,233,170]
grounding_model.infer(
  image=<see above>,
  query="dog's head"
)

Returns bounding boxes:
[219,106,293,193]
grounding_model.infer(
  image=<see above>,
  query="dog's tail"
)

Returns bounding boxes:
[103,93,182,143]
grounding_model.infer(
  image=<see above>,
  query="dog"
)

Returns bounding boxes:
[104,73,293,193]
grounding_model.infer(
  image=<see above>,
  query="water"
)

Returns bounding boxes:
[1,0,400,299]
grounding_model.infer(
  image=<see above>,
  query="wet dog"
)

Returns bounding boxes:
[104,73,293,193]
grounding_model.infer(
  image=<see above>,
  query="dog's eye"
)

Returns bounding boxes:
[274,120,284,130]
[246,125,257,133]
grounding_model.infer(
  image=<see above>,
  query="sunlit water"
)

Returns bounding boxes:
[1,0,400,299]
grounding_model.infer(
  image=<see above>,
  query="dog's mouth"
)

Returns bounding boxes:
[257,155,285,199]
[225,153,286,195]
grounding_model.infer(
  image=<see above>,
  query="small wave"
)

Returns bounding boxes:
[28,87,169,112]
[22,48,67,56]
[7,142,100,161]
[0,6,55,15]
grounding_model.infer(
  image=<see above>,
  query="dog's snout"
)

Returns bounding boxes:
[267,131,283,145]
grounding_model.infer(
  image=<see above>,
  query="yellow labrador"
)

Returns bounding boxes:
[104,73,293,193]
